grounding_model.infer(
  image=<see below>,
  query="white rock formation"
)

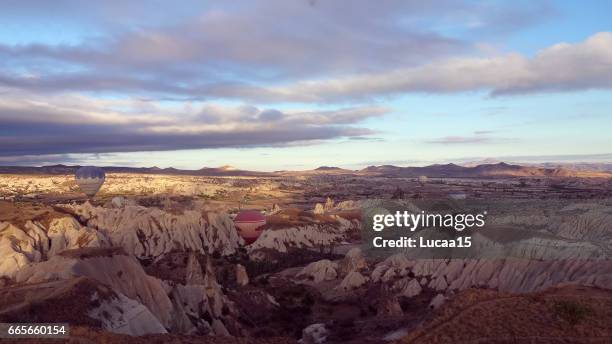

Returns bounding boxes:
[236,264,249,287]
[371,254,412,283]
[383,328,410,341]
[0,275,166,337]
[372,255,612,294]
[429,293,447,309]
[13,249,239,335]
[249,215,358,253]
[89,290,168,336]
[0,222,44,278]
[65,202,243,258]
[378,297,403,316]
[336,271,368,290]
[300,323,328,344]
[313,203,325,215]
[15,253,175,328]
[396,278,422,298]
[334,198,421,213]
[0,218,107,278]
[169,253,240,335]
[109,196,136,208]
[1,202,244,279]
[270,203,282,214]
[338,247,367,275]
[298,260,339,283]
[47,217,109,257]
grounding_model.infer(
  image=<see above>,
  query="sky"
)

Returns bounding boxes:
[0,0,611,170]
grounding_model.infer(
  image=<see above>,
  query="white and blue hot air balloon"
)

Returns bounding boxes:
[75,166,105,197]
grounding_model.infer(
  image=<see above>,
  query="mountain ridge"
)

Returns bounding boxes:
[0,162,609,178]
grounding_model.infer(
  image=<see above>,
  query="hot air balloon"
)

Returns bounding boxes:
[75,166,105,197]
[234,210,266,244]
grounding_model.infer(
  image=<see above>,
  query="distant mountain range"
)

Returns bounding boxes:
[356,162,609,178]
[0,164,271,177]
[460,158,612,172]
[0,162,610,178]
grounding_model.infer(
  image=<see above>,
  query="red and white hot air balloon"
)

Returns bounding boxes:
[234,210,266,244]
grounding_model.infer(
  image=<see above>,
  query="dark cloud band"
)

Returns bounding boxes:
[0,100,384,156]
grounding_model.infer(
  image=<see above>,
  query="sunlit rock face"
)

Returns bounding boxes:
[46,217,110,257]
[0,201,245,336]
[12,248,241,336]
[249,215,359,253]
[0,276,167,336]
[0,221,46,278]
[336,270,368,291]
[0,173,284,199]
[0,218,108,279]
[338,247,368,275]
[300,323,328,344]
[290,245,610,304]
[166,252,243,336]
[0,175,73,196]
[489,202,612,242]
[0,202,243,279]
[14,249,175,329]
[295,248,368,287]
[64,202,243,258]
[298,259,339,283]
[371,256,612,294]
[88,287,168,336]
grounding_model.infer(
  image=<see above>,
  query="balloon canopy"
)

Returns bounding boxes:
[75,166,105,197]
[234,210,266,244]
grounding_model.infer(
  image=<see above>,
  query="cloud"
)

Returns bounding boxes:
[426,135,515,144]
[447,153,612,165]
[494,153,612,163]
[0,152,143,167]
[0,1,468,77]
[0,0,560,102]
[261,32,612,102]
[0,93,386,156]
[0,0,605,164]
[0,153,81,166]
[2,31,610,103]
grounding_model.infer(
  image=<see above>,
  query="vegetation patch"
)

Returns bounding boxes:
[553,300,593,325]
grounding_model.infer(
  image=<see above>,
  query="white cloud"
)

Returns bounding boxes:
[258,32,612,102]
[0,0,560,103]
